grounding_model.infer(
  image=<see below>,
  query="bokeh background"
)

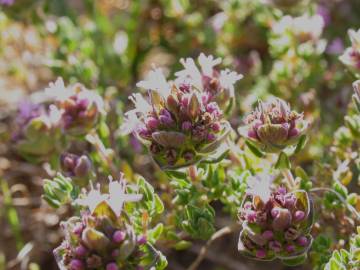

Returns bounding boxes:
[1,0,360,269]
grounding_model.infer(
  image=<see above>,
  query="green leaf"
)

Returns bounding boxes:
[174,240,192,250]
[275,152,291,170]
[294,135,307,154]
[245,140,265,158]
[281,253,307,266]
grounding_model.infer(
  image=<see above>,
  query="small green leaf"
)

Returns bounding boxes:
[174,240,192,250]
[275,152,291,170]
[245,140,265,158]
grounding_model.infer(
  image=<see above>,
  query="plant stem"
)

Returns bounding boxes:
[282,169,296,190]
[310,187,360,222]
[187,223,240,270]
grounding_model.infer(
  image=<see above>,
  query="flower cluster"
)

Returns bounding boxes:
[340,29,360,74]
[121,54,241,169]
[238,177,313,265]
[239,98,308,153]
[54,176,162,270]
[12,78,104,161]
[46,78,104,136]
[12,101,63,161]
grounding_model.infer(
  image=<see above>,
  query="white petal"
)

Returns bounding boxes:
[198,53,221,76]
[137,67,171,98]
[175,57,203,90]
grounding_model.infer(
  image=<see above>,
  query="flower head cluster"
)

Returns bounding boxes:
[46,78,105,136]
[239,98,308,153]
[238,181,313,264]
[54,176,155,270]
[340,29,360,73]
[175,53,243,111]
[121,55,239,169]
[12,100,63,160]
[54,214,149,270]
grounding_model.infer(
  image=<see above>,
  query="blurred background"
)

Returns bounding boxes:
[0,0,360,269]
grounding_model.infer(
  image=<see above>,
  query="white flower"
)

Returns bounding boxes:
[119,110,144,135]
[219,69,243,97]
[136,67,171,98]
[246,174,273,203]
[198,53,222,77]
[293,14,324,41]
[45,77,69,100]
[175,57,203,90]
[128,93,152,115]
[348,29,360,50]
[76,177,143,217]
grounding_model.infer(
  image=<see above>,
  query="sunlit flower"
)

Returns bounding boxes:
[238,187,313,263]
[120,55,234,169]
[136,66,171,98]
[76,174,142,217]
[246,174,273,203]
[175,53,243,111]
[239,97,308,153]
[46,78,105,136]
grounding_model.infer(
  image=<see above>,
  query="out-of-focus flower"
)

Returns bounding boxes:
[238,185,313,265]
[340,29,360,74]
[0,0,15,6]
[326,38,344,55]
[239,98,308,153]
[121,58,234,169]
[12,101,63,161]
[46,78,105,136]
[175,53,243,112]
[76,174,142,218]
[272,14,324,45]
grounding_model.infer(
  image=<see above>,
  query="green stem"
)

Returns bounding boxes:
[0,178,24,251]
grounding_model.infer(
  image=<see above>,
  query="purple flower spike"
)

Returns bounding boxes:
[113,230,126,243]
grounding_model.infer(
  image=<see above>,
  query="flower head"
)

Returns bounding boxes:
[76,174,142,218]
[0,0,15,6]
[239,98,308,153]
[12,101,63,161]
[238,187,313,263]
[121,57,234,169]
[175,53,243,111]
[46,78,105,136]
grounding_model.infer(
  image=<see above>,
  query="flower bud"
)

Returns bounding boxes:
[106,262,119,270]
[113,230,126,243]
[60,153,92,179]
[69,259,84,270]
